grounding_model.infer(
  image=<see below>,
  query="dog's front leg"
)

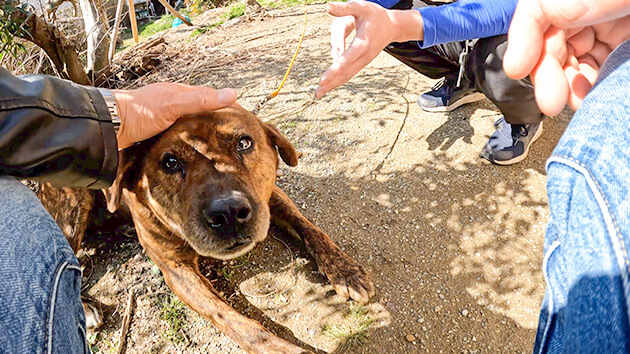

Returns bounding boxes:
[270,186,375,303]
[140,240,310,354]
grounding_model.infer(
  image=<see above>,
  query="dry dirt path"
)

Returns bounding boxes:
[86,4,573,353]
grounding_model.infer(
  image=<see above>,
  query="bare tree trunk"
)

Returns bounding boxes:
[7,2,90,84]
[78,0,110,82]
[94,0,110,31]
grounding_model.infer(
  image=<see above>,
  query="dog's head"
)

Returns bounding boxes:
[104,105,298,260]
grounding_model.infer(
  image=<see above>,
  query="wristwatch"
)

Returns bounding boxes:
[97,87,121,134]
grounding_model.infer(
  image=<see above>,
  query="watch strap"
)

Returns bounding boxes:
[96,87,121,133]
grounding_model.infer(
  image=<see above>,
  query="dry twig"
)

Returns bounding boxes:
[116,289,136,354]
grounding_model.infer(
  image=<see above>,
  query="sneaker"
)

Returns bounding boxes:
[417,78,486,112]
[480,117,543,165]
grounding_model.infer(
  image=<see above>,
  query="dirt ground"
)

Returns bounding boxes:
[83,4,574,353]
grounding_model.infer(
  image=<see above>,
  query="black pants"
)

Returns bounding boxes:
[384,0,544,125]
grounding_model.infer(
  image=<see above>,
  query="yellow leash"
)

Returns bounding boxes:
[252,1,309,114]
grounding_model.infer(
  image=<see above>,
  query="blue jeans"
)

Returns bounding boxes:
[0,177,88,353]
[534,40,630,353]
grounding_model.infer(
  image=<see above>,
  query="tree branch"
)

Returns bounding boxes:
[6,2,90,84]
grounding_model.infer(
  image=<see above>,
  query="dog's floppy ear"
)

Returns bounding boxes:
[102,148,138,213]
[264,122,299,167]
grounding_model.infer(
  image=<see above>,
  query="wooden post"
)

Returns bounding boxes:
[154,0,193,26]
[109,0,125,60]
[127,0,139,43]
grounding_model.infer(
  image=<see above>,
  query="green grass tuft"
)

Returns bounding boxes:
[226,2,246,19]
[159,294,188,344]
[141,14,175,37]
[191,24,218,37]
[322,303,375,349]
[87,332,100,353]
[219,253,252,281]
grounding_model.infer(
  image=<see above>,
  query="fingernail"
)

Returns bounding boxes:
[217,88,237,104]
[314,87,324,99]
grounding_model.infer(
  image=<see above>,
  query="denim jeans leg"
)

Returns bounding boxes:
[0,177,88,353]
[534,40,630,353]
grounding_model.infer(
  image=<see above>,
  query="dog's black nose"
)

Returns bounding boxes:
[203,193,252,232]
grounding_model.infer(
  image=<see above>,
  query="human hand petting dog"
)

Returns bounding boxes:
[112,83,237,149]
[503,0,630,116]
[315,0,423,98]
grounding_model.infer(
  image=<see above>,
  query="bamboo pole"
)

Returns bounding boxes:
[126,0,139,43]
[109,0,125,60]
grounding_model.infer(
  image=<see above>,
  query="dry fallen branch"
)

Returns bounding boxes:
[116,289,136,354]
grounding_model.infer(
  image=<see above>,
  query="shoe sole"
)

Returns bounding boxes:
[492,121,544,166]
[418,92,486,113]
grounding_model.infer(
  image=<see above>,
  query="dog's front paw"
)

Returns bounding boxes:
[319,251,375,304]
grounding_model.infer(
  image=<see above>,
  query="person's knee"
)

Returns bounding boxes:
[0,177,76,263]
[0,177,83,353]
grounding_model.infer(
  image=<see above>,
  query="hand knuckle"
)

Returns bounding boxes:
[199,91,216,107]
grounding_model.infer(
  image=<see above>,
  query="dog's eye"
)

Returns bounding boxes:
[237,136,254,153]
[160,153,184,174]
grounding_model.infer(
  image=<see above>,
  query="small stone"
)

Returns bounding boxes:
[422,326,427,331]
[418,317,425,324]
[461,309,469,316]
[406,334,416,342]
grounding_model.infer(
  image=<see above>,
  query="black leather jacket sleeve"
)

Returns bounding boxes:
[0,68,118,189]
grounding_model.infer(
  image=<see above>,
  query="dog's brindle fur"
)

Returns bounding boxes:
[37,106,374,353]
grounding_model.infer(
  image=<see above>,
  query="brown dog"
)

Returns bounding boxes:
[36,105,374,353]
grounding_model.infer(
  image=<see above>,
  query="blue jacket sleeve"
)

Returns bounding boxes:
[365,0,402,9]
[418,0,517,48]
